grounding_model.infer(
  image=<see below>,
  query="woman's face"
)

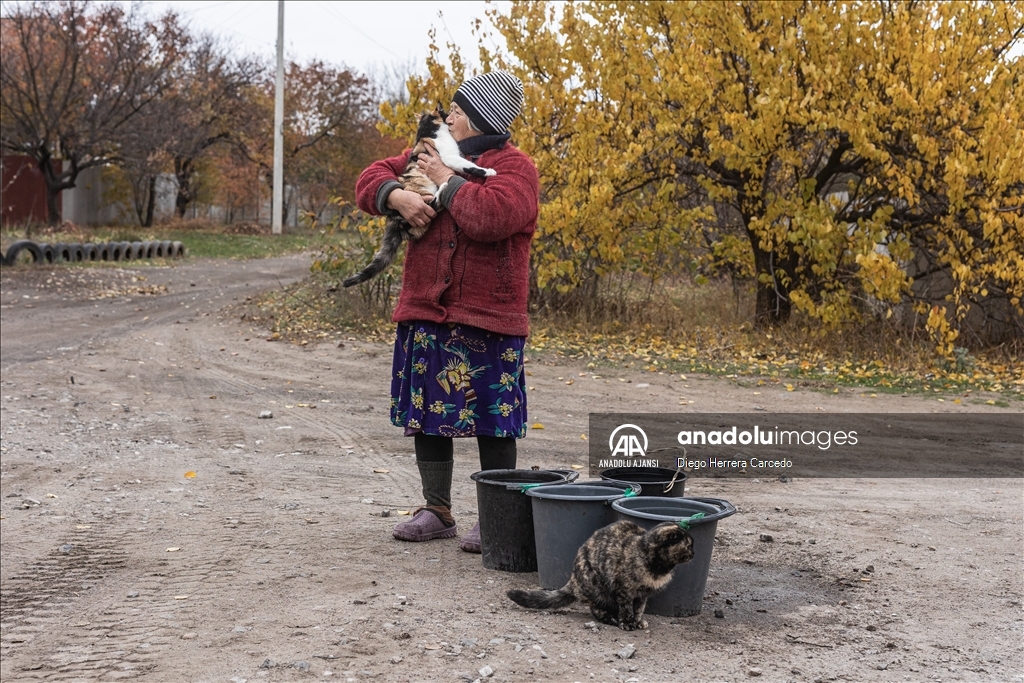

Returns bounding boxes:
[447,102,482,142]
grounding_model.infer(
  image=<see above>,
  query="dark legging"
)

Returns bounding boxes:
[414,433,516,470]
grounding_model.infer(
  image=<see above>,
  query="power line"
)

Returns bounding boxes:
[315,0,402,60]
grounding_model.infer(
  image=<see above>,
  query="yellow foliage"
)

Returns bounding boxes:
[381,2,1023,353]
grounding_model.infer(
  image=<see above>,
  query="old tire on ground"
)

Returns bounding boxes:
[2,240,44,266]
[158,240,174,258]
[139,241,156,259]
[129,242,146,259]
[69,244,86,262]
[98,243,113,261]
[170,241,186,257]
[40,243,56,263]
[53,243,74,262]
[82,243,100,261]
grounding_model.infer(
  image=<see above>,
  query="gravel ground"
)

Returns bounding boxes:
[1,254,1021,683]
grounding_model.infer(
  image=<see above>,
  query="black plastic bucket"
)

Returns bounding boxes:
[599,466,688,497]
[528,480,641,589]
[470,469,575,572]
[611,496,736,617]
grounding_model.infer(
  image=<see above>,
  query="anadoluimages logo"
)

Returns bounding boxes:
[609,424,648,458]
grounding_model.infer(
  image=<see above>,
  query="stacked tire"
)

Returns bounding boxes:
[1,239,186,265]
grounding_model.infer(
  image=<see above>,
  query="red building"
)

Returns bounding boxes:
[1,155,52,226]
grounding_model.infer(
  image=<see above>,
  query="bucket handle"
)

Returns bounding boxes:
[676,512,706,529]
[509,470,580,491]
[685,497,737,523]
[603,483,642,505]
[663,448,686,493]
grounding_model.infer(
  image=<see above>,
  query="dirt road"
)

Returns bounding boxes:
[1,255,1021,683]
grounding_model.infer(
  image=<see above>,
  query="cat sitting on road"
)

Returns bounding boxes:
[507,520,694,631]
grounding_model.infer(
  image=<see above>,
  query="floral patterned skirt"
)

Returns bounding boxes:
[391,321,528,438]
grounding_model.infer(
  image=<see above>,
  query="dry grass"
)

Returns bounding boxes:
[251,271,1022,398]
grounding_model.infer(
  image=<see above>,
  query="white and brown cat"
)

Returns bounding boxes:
[343,107,495,287]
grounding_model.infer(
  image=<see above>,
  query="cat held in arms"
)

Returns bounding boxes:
[507,521,695,631]
[343,106,496,288]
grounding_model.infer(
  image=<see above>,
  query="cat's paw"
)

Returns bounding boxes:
[483,168,497,176]
[637,619,649,630]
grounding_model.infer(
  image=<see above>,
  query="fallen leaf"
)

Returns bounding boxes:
[986,400,996,405]
[209,395,217,399]
[174,595,189,600]
[166,547,180,552]
[785,384,795,392]
[46,493,58,499]
[184,471,196,479]
[571,464,585,470]
[565,379,574,385]
[373,468,390,474]
[580,434,588,440]
[531,423,545,429]
[397,510,411,516]
[76,525,91,530]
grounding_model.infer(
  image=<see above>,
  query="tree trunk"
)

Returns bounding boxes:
[143,175,156,227]
[752,242,794,327]
[45,184,62,226]
[38,155,72,226]
[174,156,193,218]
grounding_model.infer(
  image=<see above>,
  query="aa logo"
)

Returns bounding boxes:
[609,424,648,458]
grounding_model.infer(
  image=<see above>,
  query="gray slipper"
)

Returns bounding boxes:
[460,521,481,553]
[393,508,457,542]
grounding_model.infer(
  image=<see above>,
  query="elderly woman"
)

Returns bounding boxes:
[355,71,538,552]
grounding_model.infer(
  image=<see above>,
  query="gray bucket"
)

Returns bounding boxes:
[611,496,736,617]
[527,481,641,589]
[470,469,577,572]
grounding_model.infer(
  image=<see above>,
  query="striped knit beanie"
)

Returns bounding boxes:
[453,71,524,136]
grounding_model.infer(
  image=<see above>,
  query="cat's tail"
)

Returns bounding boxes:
[342,220,404,288]
[507,587,576,610]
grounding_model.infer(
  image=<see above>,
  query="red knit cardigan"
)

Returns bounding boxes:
[355,144,539,337]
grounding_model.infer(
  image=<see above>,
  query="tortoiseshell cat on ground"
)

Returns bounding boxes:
[343,107,496,288]
[507,521,694,631]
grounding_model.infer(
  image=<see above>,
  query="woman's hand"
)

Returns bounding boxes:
[415,143,457,186]
[387,189,436,229]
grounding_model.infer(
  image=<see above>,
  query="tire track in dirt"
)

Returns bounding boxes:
[0,473,293,681]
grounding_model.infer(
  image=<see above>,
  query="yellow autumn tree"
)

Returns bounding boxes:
[382,2,1023,348]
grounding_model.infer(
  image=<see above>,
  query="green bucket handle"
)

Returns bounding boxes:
[518,483,545,492]
[676,512,707,530]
